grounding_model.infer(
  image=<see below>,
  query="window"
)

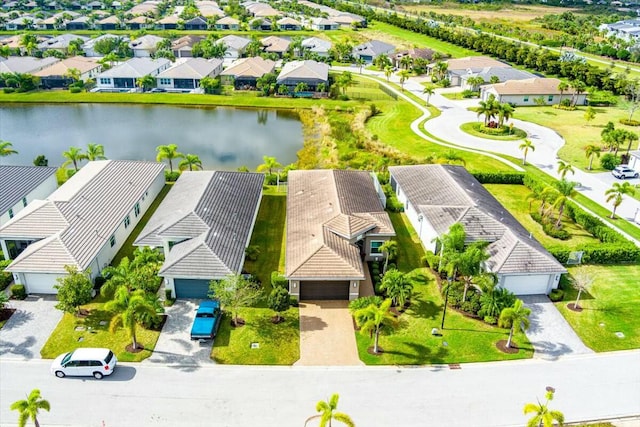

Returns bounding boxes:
[124,215,131,229]
[22,197,27,207]
[523,96,529,102]
[109,234,116,247]
[548,95,554,102]
[370,241,384,254]
[8,208,13,219]
[160,78,171,85]
[134,202,140,217]
[99,78,111,85]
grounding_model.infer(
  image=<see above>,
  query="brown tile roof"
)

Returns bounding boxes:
[33,56,100,76]
[488,77,576,95]
[445,56,508,71]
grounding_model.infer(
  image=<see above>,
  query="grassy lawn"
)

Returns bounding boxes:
[556,265,640,352]
[40,296,160,362]
[484,184,600,249]
[355,213,533,365]
[212,192,299,365]
[440,92,468,100]
[460,122,527,141]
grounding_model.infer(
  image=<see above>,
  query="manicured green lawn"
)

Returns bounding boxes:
[460,122,527,140]
[556,265,640,352]
[355,213,533,365]
[40,296,160,362]
[484,184,600,249]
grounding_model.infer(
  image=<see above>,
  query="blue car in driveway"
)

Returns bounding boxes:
[190,300,222,341]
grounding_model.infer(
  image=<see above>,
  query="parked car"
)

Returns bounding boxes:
[50,348,117,379]
[611,165,639,179]
[190,300,222,341]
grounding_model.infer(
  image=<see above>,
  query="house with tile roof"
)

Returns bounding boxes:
[34,56,102,88]
[276,60,328,91]
[480,77,584,107]
[311,17,338,31]
[156,58,223,91]
[0,56,60,74]
[300,37,332,57]
[433,56,509,86]
[97,15,121,30]
[37,34,88,54]
[277,17,301,30]
[388,164,566,295]
[218,34,251,60]
[184,16,208,30]
[215,16,239,30]
[261,36,290,57]
[171,35,205,58]
[0,160,165,294]
[83,34,129,57]
[134,171,263,299]
[0,166,57,232]
[457,66,536,91]
[285,170,395,301]
[95,57,170,90]
[129,34,166,57]
[352,40,395,63]
[220,56,275,88]
[65,15,91,30]
[196,1,224,17]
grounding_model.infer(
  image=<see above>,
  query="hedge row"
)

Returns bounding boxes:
[473,172,525,185]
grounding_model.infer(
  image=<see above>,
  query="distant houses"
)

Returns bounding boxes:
[156,58,223,92]
[95,57,171,91]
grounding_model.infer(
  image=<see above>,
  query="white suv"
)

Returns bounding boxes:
[50,348,117,379]
[611,165,639,179]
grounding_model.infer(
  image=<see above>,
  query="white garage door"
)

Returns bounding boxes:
[502,274,552,295]
[24,273,63,294]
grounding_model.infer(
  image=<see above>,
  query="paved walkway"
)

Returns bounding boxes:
[520,295,593,360]
[295,301,363,366]
[0,295,61,360]
[144,300,215,369]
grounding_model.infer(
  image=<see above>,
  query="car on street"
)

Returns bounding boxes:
[611,165,639,179]
[190,300,222,341]
[50,348,117,379]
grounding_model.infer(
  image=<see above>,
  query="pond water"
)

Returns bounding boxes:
[0,103,303,169]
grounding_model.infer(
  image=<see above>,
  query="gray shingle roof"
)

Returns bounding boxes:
[388,164,565,275]
[353,40,395,57]
[0,165,57,216]
[135,171,263,279]
[98,58,170,78]
[157,58,222,79]
[0,160,164,274]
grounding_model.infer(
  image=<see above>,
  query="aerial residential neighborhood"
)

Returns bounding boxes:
[0,0,640,425]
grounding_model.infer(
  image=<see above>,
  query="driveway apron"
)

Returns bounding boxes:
[521,295,593,360]
[0,295,62,360]
[295,301,363,366]
[144,300,216,368]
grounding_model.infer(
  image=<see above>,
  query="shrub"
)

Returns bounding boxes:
[0,259,13,291]
[484,316,497,325]
[289,296,299,307]
[11,284,27,300]
[619,118,640,126]
[268,287,291,320]
[385,196,404,212]
[549,288,565,302]
[460,293,481,315]
[164,170,180,182]
[600,153,621,170]
[270,271,288,288]
[472,172,525,185]
[3,87,15,94]
[245,245,260,261]
[348,295,383,314]
[165,289,173,300]
[530,212,570,240]
[69,86,82,93]
[461,89,477,98]
[421,252,440,270]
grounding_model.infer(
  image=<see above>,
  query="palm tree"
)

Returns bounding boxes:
[422,84,435,105]
[400,54,413,70]
[477,97,498,126]
[571,266,594,310]
[439,150,466,166]
[523,388,565,427]
[304,393,355,427]
[384,65,393,81]
[10,389,50,427]
[379,269,412,308]
[557,81,569,104]
[62,146,85,171]
[179,153,203,171]
[584,144,601,170]
[497,102,514,127]
[550,179,577,228]
[455,242,490,302]
[355,298,396,354]
[85,143,106,161]
[101,256,137,297]
[556,160,574,180]
[498,298,531,349]
[105,286,158,350]
[605,181,636,218]
[336,71,354,95]
[136,74,156,92]
[379,240,397,273]
[519,139,535,165]
[0,140,18,159]
[398,69,410,91]
[256,155,281,175]
[156,144,184,173]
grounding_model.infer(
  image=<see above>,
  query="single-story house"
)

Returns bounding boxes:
[34,56,102,88]
[36,34,88,54]
[219,34,250,60]
[251,17,272,31]
[276,60,328,91]
[156,14,180,30]
[434,56,508,85]
[127,0,159,16]
[65,15,91,30]
[184,16,208,30]
[277,17,301,31]
[332,12,366,28]
[97,15,121,31]
[286,170,395,301]
[245,2,279,17]
[392,47,435,69]
[628,150,640,170]
[196,1,224,17]
[156,58,223,91]
[220,56,276,88]
[0,56,60,74]
[261,35,290,57]
[83,34,129,57]
[0,160,165,294]
[0,166,57,233]
[457,66,536,91]
[300,37,332,58]
[95,57,171,90]
[171,35,205,58]
[388,164,566,295]
[215,16,239,30]
[126,15,154,30]
[129,34,166,58]
[134,171,264,299]
[352,40,395,63]
[85,1,103,10]
[311,17,338,31]
[480,78,585,107]
[5,15,37,31]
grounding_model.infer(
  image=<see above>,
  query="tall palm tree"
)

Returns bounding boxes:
[557,81,568,104]
[550,179,577,228]
[519,139,535,165]
[556,160,574,180]
[439,150,466,166]
[584,144,601,170]
[498,298,531,349]
[10,389,50,427]
[256,155,281,175]
[85,143,106,161]
[523,388,565,427]
[497,102,514,127]
[336,71,353,95]
[304,393,355,427]
[101,256,136,297]
[0,140,18,159]
[379,269,412,308]
[384,65,393,81]
[455,242,490,302]
[355,298,396,354]
[398,69,410,91]
[605,181,636,218]
[179,153,203,171]
[422,84,435,105]
[62,146,85,171]
[156,144,183,173]
[105,287,157,350]
[379,240,397,273]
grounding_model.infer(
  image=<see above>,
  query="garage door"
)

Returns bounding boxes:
[174,279,210,299]
[300,281,349,300]
[502,275,551,295]
[24,273,62,294]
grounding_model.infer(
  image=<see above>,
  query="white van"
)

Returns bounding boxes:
[50,348,117,379]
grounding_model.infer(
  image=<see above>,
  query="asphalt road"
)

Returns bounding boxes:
[1,351,638,427]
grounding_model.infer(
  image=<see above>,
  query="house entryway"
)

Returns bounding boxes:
[294,301,363,366]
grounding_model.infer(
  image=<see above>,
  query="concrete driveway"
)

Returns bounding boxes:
[0,295,62,360]
[295,300,363,366]
[520,295,593,360]
[144,300,216,369]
